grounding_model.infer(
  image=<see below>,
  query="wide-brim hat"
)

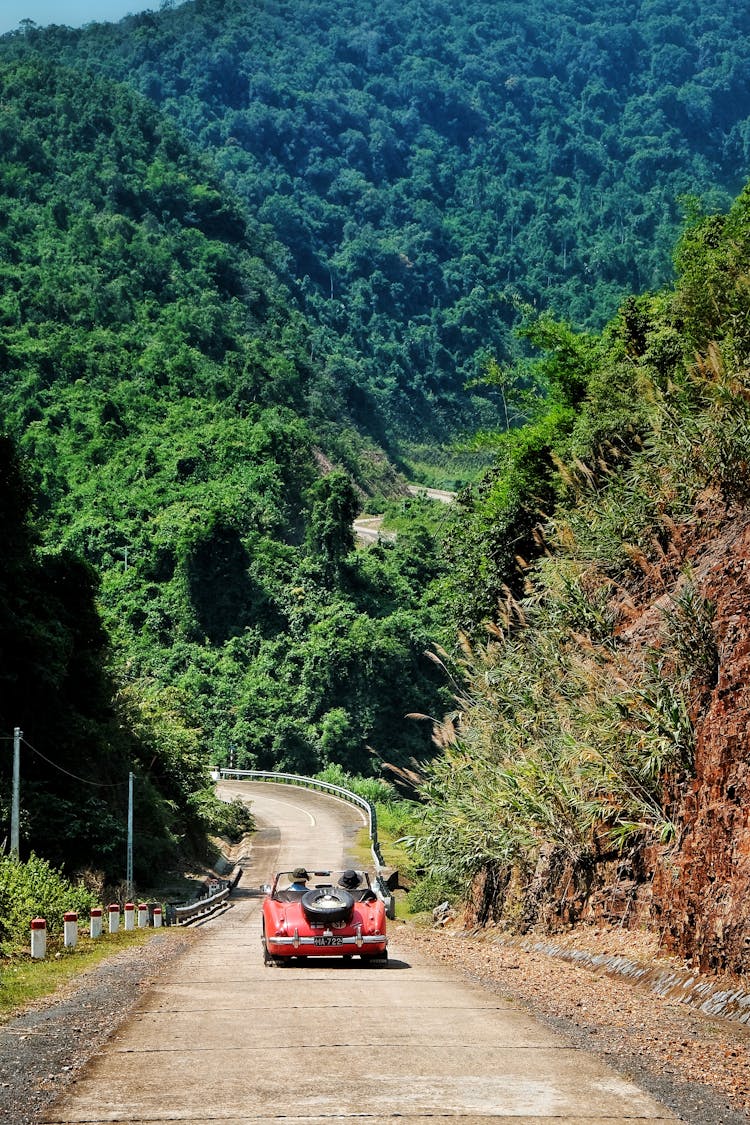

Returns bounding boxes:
[291,867,308,879]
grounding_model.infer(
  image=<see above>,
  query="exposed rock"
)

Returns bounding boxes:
[465,502,750,977]
[652,514,750,973]
[432,900,455,926]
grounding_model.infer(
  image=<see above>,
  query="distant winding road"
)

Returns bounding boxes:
[354,484,456,544]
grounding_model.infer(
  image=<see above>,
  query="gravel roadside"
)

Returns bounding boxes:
[396,922,750,1125]
[0,929,195,1125]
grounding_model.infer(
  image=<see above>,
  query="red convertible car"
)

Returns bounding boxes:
[261,867,388,965]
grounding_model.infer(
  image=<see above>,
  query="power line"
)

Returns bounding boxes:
[20,736,127,789]
[8,730,135,891]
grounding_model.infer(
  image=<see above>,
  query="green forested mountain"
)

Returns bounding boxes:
[0,432,252,879]
[4,0,750,896]
[412,181,750,965]
[0,59,449,875]
[2,0,749,437]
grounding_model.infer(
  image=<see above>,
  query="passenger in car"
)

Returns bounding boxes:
[288,867,309,891]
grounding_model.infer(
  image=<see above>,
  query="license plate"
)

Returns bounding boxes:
[313,936,343,946]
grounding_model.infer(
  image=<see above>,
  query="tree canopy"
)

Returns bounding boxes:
[2,0,747,438]
[0,59,451,877]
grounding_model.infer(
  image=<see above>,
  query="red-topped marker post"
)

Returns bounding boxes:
[63,911,78,948]
[90,907,103,939]
[30,917,46,960]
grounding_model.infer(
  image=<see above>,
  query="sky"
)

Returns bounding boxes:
[0,1,181,36]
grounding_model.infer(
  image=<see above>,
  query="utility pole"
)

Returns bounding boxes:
[10,727,21,856]
[126,771,133,899]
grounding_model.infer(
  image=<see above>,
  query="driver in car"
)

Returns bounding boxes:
[289,867,309,891]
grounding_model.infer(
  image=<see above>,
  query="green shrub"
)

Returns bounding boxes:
[188,789,255,842]
[406,872,461,914]
[0,853,100,955]
[314,764,397,806]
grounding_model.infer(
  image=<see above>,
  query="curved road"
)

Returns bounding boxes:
[42,781,675,1124]
[354,485,456,544]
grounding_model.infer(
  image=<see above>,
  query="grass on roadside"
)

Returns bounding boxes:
[353,804,418,874]
[352,797,425,920]
[0,926,175,1020]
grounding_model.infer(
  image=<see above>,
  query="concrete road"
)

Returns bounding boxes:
[42,781,676,1124]
[353,485,455,544]
[353,514,395,544]
[406,485,456,503]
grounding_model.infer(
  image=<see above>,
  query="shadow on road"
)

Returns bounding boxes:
[268,956,411,970]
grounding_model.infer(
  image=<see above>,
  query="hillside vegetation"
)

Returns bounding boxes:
[411,184,750,971]
[0,429,257,878]
[3,0,750,967]
[0,59,449,875]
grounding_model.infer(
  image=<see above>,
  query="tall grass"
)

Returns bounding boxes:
[409,342,748,918]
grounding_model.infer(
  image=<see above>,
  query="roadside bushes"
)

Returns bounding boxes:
[0,853,100,956]
[314,763,397,806]
[313,764,421,851]
[407,205,750,926]
[188,788,255,844]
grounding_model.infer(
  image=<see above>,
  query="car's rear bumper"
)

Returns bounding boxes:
[266,931,387,957]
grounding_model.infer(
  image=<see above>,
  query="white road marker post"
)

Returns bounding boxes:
[63,911,78,949]
[30,917,46,959]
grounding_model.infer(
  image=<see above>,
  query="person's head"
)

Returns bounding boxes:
[339,869,361,889]
[291,867,308,883]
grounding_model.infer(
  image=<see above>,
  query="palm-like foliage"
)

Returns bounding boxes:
[415,584,692,903]
[410,196,750,916]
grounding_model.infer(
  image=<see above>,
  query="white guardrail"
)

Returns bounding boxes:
[214,769,395,918]
[169,871,241,925]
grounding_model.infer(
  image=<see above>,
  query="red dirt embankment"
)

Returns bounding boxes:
[647,511,750,974]
[461,497,750,979]
[631,504,750,975]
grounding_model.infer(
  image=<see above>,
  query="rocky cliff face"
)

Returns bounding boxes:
[651,508,750,973]
[584,500,750,974]
[468,499,750,976]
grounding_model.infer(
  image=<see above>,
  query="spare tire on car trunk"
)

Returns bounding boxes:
[301,887,354,926]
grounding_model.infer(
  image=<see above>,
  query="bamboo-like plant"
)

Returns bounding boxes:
[411,197,750,921]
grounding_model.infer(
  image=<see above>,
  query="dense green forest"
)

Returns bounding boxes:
[3,0,750,893]
[0,58,450,877]
[0,431,254,878]
[3,0,748,440]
